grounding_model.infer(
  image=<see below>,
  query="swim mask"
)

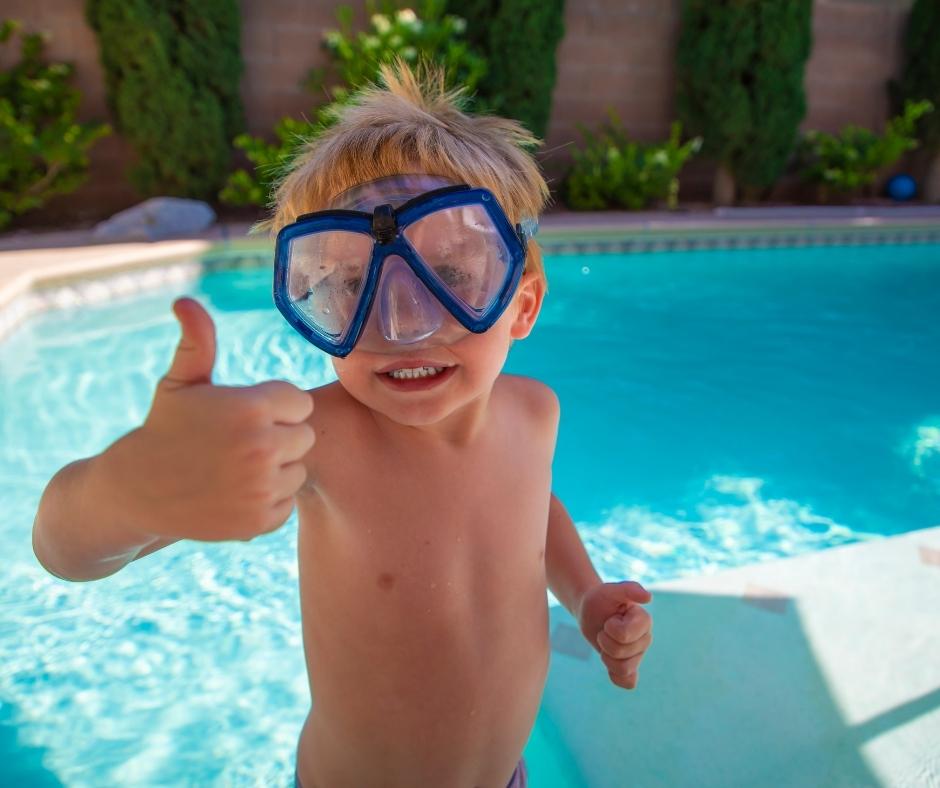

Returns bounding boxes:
[273,174,536,358]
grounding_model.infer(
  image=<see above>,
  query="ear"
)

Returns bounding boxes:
[509,270,546,340]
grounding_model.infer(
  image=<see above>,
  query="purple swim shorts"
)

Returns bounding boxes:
[506,756,528,787]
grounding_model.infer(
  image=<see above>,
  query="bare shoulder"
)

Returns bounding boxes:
[299,380,360,494]
[498,373,560,433]
[306,379,353,421]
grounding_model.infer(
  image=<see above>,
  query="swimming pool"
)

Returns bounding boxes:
[1,241,937,786]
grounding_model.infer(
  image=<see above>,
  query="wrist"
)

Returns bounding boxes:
[92,429,161,550]
[574,576,602,623]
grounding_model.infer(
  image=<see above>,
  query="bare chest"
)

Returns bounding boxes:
[300,436,552,610]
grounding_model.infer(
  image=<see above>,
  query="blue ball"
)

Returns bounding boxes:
[887,174,916,201]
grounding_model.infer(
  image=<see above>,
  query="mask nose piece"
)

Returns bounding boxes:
[376,255,443,344]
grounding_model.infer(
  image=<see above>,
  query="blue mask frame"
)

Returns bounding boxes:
[273,184,530,358]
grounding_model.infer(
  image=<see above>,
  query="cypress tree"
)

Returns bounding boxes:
[86,0,244,200]
[446,0,565,139]
[890,0,940,200]
[676,0,812,203]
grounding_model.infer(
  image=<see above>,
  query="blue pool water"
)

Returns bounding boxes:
[1,242,938,786]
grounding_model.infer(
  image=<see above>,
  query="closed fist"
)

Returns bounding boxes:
[113,297,315,543]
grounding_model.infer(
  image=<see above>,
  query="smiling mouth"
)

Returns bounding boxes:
[375,358,456,375]
[375,364,458,390]
[384,365,448,380]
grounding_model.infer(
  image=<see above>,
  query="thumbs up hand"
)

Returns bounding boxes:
[116,297,316,544]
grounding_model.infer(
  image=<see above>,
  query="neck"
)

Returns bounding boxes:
[366,388,493,450]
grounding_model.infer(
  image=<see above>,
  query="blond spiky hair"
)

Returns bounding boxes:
[256,58,551,285]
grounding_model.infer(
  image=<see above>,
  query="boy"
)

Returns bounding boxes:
[32,62,653,787]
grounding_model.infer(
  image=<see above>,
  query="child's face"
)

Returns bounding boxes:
[330,268,544,431]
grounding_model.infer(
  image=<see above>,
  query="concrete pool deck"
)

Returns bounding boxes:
[544,525,940,788]
[2,205,939,785]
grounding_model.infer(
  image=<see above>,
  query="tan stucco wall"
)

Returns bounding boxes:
[0,0,917,222]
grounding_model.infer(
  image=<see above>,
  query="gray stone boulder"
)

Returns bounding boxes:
[93,197,216,241]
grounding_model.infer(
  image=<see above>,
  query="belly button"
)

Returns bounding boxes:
[377,572,396,590]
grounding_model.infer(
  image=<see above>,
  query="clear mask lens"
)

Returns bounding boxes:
[402,203,511,313]
[286,230,372,341]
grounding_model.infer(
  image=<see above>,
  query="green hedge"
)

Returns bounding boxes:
[86,0,244,200]
[890,0,940,151]
[676,0,812,198]
[445,0,565,139]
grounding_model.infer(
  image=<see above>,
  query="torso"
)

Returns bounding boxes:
[293,375,556,787]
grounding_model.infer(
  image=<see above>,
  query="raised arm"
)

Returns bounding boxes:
[32,429,174,582]
[32,297,315,583]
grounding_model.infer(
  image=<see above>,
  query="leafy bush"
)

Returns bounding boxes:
[220,1,486,207]
[446,0,565,139]
[563,113,701,211]
[0,20,110,229]
[86,0,244,200]
[219,117,313,209]
[676,0,812,199]
[317,2,485,107]
[797,99,934,198]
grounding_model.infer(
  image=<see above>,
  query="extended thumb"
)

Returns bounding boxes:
[163,297,216,389]
[619,581,653,604]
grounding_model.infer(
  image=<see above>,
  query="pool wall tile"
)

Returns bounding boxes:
[2,223,940,342]
[536,223,940,256]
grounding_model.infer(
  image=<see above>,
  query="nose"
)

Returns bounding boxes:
[369,255,443,344]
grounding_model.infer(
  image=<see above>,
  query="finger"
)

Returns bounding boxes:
[605,608,652,644]
[597,629,651,660]
[163,297,217,389]
[609,668,639,690]
[603,613,631,644]
[262,497,297,535]
[601,650,643,679]
[247,380,315,425]
[616,580,653,605]
[271,423,316,464]
[270,460,309,501]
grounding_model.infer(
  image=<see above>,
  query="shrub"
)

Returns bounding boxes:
[446,0,565,139]
[317,1,486,108]
[676,0,812,201]
[563,113,702,211]
[86,0,244,200]
[0,19,110,229]
[220,1,486,208]
[797,99,934,199]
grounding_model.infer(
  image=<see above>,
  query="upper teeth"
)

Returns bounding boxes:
[388,366,446,379]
